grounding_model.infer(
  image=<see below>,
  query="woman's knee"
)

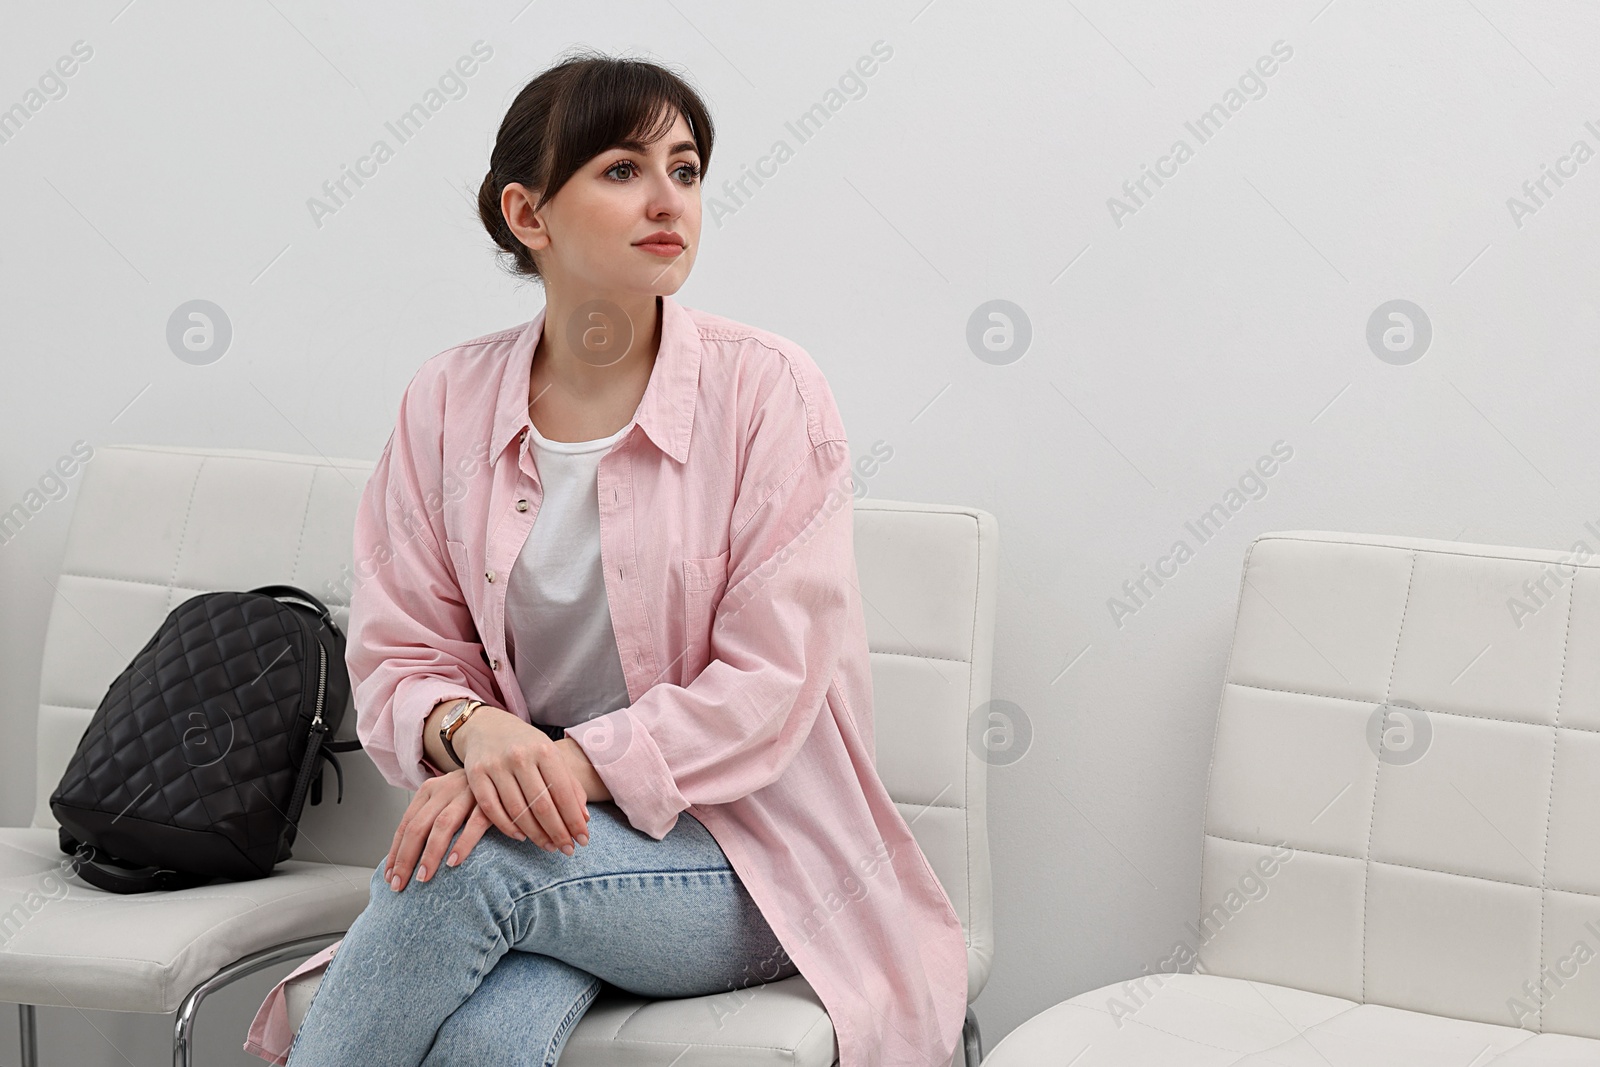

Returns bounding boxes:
[371,803,635,906]
[428,811,620,886]
[365,826,526,909]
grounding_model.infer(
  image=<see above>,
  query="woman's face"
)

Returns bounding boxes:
[505,108,702,297]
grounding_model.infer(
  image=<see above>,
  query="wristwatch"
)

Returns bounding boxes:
[439,698,485,769]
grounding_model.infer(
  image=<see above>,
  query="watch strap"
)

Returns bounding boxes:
[441,699,484,768]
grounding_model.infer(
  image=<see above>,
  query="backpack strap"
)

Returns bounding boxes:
[57,831,212,895]
[248,584,334,624]
[310,747,345,806]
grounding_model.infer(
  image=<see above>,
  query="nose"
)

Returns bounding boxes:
[645,170,688,218]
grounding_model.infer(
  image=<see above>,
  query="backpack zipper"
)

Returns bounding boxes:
[311,641,328,730]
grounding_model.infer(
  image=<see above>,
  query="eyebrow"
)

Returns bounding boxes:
[610,138,699,157]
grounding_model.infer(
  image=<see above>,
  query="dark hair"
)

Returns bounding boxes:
[476,49,715,282]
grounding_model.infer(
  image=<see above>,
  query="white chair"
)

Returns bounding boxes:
[1,445,402,1067]
[0,443,998,1067]
[984,530,1600,1064]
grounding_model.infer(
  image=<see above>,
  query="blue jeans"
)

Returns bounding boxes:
[285,801,800,1066]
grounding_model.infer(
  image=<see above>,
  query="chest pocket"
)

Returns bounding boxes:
[682,549,731,682]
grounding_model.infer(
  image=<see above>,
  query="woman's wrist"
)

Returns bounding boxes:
[422,696,494,772]
[451,702,505,765]
[422,697,467,772]
[557,736,612,803]
[423,700,609,802]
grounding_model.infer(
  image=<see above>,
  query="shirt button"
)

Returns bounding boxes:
[491,658,500,670]
[486,570,495,583]
[516,499,529,511]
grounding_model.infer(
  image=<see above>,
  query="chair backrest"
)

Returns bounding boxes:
[30,445,399,868]
[30,445,999,1001]
[853,500,999,1003]
[1197,530,1600,1039]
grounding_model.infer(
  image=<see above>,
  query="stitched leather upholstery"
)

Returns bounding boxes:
[984,531,1600,1064]
[2,445,394,1016]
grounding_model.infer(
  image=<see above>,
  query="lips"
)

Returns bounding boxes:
[635,232,686,257]
[636,232,684,248]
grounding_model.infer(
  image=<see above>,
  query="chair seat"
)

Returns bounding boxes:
[0,827,371,1014]
[980,973,1600,1065]
[286,967,838,1066]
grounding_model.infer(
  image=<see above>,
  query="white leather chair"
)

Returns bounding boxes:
[984,530,1600,1064]
[1,443,998,1067]
[1,444,405,1067]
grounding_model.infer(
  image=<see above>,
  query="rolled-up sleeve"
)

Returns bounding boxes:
[347,365,493,792]
[566,406,858,839]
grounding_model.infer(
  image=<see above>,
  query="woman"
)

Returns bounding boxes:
[245,50,967,1067]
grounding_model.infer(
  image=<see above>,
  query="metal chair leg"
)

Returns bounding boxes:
[19,1003,38,1067]
[172,932,343,1067]
[963,1005,982,1066]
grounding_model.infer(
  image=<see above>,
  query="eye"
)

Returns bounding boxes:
[602,159,701,184]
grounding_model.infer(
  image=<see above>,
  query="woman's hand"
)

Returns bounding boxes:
[455,709,592,858]
[383,713,593,892]
[383,769,493,891]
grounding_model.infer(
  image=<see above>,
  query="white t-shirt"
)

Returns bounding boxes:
[504,418,633,729]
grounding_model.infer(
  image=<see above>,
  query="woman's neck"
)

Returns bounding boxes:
[528,293,661,442]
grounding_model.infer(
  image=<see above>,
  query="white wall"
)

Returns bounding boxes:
[3,0,1597,1062]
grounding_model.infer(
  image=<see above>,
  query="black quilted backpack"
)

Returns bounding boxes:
[50,584,360,894]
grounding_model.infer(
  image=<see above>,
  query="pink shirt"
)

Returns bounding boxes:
[245,294,968,1066]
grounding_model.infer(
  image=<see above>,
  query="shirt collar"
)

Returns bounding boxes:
[491,293,702,465]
